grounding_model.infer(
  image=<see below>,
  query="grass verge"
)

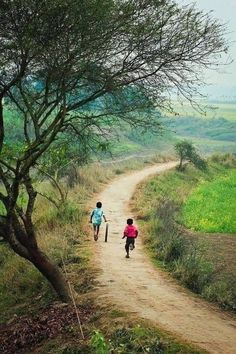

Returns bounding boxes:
[132,154,236,311]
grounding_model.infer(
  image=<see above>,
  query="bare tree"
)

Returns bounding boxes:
[0,0,228,301]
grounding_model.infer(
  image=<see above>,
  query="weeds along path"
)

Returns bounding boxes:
[95,162,236,354]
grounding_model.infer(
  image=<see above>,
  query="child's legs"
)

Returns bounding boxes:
[130,238,135,250]
[96,224,100,236]
[125,240,129,253]
[125,238,132,254]
[93,223,100,233]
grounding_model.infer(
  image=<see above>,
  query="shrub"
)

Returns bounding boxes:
[90,330,109,354]
[203,277,236,310]
[173,245,214,293]
[155,230,186,264]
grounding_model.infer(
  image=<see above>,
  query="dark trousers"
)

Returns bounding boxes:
[125,237,135,253]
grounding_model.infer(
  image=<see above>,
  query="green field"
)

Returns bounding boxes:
[176,136,236,155]
[208,102,236,121]
[166,100,236,155]
[170,101,236,121]
[180,170,236,233]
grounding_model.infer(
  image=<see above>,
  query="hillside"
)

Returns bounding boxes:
[102,102,236,158]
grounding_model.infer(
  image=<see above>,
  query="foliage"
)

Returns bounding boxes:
[90,331,109,354]
[175,140,206,170]
[37,135,90,180]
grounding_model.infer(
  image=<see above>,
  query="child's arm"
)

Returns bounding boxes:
[103,214,107,222]
[122,226,128,239]
[135,228,138,238]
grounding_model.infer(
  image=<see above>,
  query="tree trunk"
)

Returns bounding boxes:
[7,196,72,303]
[178,155,183,170]
[29,248,71,302]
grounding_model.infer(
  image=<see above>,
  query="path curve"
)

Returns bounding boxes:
[95,162,236,354]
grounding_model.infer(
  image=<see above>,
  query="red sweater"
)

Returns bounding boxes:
[123,225,138,238]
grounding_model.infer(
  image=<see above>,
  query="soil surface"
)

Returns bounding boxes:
[94,162,236,354]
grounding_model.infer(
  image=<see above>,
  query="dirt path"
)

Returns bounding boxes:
[95,162,236,354]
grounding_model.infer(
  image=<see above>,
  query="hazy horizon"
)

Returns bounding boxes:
[179,0,236,99]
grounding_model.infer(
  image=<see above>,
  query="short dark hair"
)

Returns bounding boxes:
[127,218,133,225]
[96,201,102,208]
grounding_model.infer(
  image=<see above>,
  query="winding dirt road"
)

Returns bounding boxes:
[95,162,236,354]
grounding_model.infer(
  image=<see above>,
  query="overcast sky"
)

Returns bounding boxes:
[179,0,236,98]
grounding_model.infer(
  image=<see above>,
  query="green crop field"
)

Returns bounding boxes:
[169,101,236,121]
[180,169,236,233]
[210,102,236,121]
[176,136,236,154]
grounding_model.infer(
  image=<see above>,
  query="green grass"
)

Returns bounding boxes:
[180,170,236,233]
[110,140,141,155]
[106,323,204,354]
[133,155,236,310]
[170,101,236,121]
[209,102,236,121]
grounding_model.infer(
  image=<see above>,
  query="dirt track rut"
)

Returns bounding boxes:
[95,162,236,354]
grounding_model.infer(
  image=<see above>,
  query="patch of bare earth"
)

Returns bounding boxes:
[93,162,236,354]
[194,232,236,277]
[181,224,236,281]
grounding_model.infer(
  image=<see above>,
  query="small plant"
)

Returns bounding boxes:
[90,330,109,354]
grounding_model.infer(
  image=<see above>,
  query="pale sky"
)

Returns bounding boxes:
[179,0,236,98]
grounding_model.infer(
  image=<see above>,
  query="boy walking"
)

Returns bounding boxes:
[122,218,138,258]
[90,202,107,241]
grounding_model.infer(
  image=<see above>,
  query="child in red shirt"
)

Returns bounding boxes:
[122,218,138,258]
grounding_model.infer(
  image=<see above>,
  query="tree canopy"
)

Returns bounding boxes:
[0,0,228,300]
